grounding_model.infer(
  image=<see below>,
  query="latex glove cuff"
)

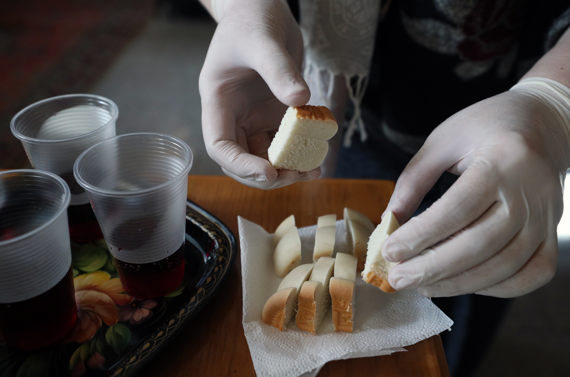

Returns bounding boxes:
[510,77,570,142]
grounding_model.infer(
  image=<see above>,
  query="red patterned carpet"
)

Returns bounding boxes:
[0,0,155,168]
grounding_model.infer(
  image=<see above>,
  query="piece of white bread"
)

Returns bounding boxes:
[273,226,301,278]
[313,214,337,261]
[274,214,296,246]
[268,106,338,172]
[262,264,313,331]
[362,211,400,292]
[296,257,335,334]
[334,252,357,281]
[261,288,297,331]
[296,281,326,335]
[277,263,314,291]
[308,256,335,286]
[344,207,375,272]
[330,252,357,332]
[329,278,355,333]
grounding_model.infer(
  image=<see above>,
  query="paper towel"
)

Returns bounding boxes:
[238,216,453,377]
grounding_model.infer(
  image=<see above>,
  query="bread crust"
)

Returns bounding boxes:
[296,281,320,335]
[329,277,354,332]
[268,105,337,172]
[261,288,296,331]
[362,271,396,293]
[295,105,335,121]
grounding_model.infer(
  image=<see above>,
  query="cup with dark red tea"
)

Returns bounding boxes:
[73,132,193,299]
[10,94,118,243]
[0,170,77,350]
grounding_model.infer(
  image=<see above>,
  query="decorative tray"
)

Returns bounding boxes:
[0,200,236,377]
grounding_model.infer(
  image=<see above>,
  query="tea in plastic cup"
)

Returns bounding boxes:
[73,133,193,298]
[0,170,77,350]
[10,94,119,242]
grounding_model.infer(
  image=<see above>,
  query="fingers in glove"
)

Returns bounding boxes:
[383,161,498,263]
[384,146,450,224]
[203,104,277,181]
[475,233,558,298]
[418,222,545,297]
[387,200,525,291]
[244,37,310,107]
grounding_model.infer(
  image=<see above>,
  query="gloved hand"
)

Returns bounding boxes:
[199,0,319,189]
[381,77,570,298]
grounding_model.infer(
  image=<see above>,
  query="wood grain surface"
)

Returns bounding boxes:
[136,176,450,377]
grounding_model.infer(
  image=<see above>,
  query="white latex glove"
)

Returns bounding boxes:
[199,0,319,189]
[381,77,570,298]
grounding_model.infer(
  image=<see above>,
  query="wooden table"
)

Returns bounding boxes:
[137,176,449,377]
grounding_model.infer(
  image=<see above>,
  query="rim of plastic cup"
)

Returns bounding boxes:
[0,169,71,246]
[73,132,193,197]
[10,93,119,144]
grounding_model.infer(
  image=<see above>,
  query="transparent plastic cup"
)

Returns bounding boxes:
[0,170,77,350]
[73,133,193,299]
[10,94,119,242]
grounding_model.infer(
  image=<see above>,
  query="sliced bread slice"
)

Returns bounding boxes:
[313,214,337,261]
[278,263,314,291]
[273,226,301,278]
[274,214,296,246]
[333,252,358,282]
[296,257,335,334]
[262,264,313,331]
[261,288,297,331]
[329,277,355,332]
[330,252,357,332]
[309,256,335,287]
[296,280,327,335]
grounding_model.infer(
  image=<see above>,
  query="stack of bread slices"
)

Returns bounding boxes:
[262,207,395,334]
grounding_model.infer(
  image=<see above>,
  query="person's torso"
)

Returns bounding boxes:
[363,0,569,137]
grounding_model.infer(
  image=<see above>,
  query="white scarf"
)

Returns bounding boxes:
[300,0,382,146]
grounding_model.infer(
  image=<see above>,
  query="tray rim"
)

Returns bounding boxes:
[108,199,236,377]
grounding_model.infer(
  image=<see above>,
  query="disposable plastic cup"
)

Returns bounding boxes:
[0,169,77,350]
[73,133,193,299]
[10,94,119,242]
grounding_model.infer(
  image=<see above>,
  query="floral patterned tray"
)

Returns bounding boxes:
[0,200,236,377]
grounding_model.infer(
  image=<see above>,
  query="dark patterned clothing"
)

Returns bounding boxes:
[362,0,570,141]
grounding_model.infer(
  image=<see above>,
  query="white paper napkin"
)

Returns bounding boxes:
[238,216,453,377]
